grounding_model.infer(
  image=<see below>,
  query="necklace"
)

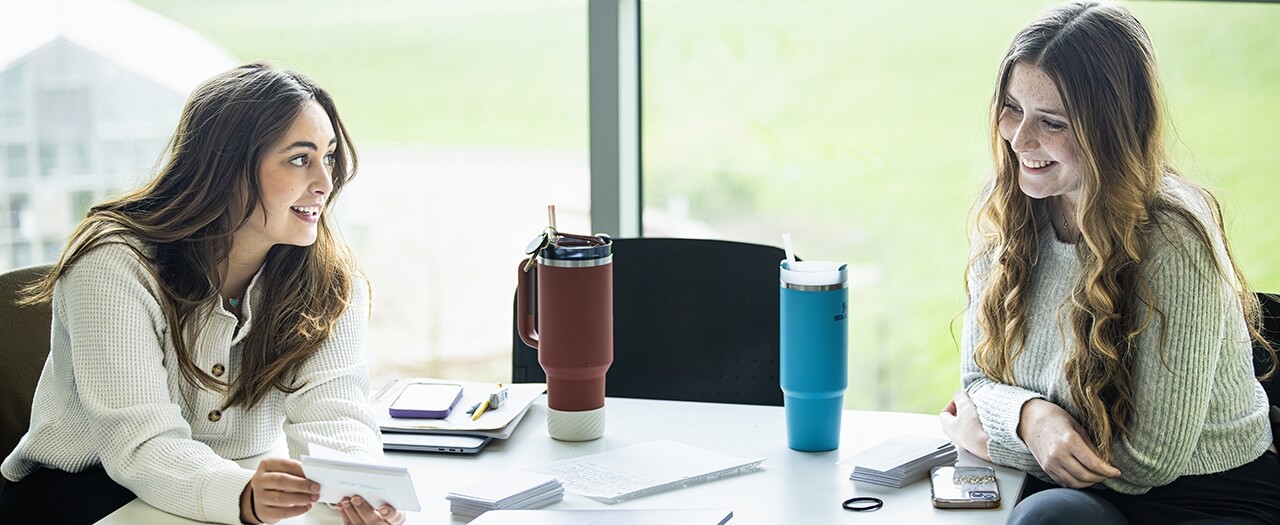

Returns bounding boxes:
[229,297,240,308]
[1054,198,1079,242]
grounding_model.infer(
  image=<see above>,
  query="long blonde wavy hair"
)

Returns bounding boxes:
[22,63,361,410]
[968,1,1275,461]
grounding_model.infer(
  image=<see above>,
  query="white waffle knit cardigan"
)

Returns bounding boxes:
[962,178,1272,494]
[1,239,383,523]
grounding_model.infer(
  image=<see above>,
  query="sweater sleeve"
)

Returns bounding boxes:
[61,245,252,524]
[1100,228,1240,494]
[959,249,1048,477]
[281,274,384,462]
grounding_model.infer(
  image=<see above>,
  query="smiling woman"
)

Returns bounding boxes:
[944,2,1280,524]
[0,63,404,525]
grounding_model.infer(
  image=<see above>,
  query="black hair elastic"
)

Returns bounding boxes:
[842,496,884,512]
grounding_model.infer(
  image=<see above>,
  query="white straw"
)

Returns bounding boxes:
[547,205,557,231]
[782,233,795,268]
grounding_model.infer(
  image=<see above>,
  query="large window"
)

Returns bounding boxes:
[7,0,590,386]
[641,0,1280,412]
[136,0,591,385]
[8,0,1277,414]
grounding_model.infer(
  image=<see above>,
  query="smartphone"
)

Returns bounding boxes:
[930,466,1001,509]
[388,383,463,419]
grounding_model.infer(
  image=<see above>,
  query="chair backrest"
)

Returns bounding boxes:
[0,265,54,480]
[513,238,785,406]
[1253,292,1280,449]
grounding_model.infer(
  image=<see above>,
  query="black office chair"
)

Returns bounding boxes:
[1253,292,1280,449]
[0,265,54,492]
[513,238,785,406]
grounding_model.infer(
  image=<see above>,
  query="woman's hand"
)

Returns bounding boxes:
[940,390,992,461]
[240,458,320,524]
[337,496,405,525]
[1018,398,1121,488]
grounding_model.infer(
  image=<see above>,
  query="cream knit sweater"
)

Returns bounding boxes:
[1,239,383,523]
[962,178,1272,494]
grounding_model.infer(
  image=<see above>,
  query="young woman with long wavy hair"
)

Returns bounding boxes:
[0,63,404,525]
[939,2,1279,524]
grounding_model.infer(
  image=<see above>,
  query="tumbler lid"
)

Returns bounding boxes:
[539,232,612,267]
[779,260,848,287]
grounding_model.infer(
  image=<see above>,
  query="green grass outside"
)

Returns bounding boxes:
[135,0,1280,414]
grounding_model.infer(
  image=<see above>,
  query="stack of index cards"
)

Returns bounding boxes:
[845,435,957,488]
[446,471,564,518]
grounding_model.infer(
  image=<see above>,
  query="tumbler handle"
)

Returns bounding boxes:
[516,259,540,349]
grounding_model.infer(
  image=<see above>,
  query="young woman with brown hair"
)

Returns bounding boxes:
[0,63,404,525]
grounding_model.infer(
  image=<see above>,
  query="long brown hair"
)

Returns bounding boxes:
[22,62,361,410]
[968,1,1274,461]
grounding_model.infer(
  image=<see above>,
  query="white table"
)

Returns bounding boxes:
[100,397,1024,524]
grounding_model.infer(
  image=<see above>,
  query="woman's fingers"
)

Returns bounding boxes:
[258,457,306,477]
[252,458,320,522]
[258,471,319,494]
[1036,429,1121,488]
[256,472,320,508]
[382,506,406,525]
[1068,421,1123,478]
[939,411,957,442]
[254,499,312,523]
[339,497,402,525]
[259,486,320,507]
[1054,455,1109,487]
[1071,445,1122,479]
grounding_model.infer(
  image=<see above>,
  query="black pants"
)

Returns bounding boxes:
[1019,450,1280,525]
[0,467,136,525]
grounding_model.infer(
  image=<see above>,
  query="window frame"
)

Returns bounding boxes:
[587,0,642,237]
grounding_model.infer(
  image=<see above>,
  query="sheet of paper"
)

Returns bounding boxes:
[467,508,735,525]
[529,440,764,504]
[300,444,421,512]
[373,379,545,436]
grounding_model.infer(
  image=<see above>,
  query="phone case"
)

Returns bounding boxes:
[930,466,1001,509]
[388,383,463,418]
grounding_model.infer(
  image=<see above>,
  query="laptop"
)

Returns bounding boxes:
[382,433,492,454]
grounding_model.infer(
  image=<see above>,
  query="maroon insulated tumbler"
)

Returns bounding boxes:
[516,233,613,441]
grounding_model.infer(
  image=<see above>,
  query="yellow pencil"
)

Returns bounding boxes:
[471,399,490,421]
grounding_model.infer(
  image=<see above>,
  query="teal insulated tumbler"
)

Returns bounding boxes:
[780,260,849,452]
